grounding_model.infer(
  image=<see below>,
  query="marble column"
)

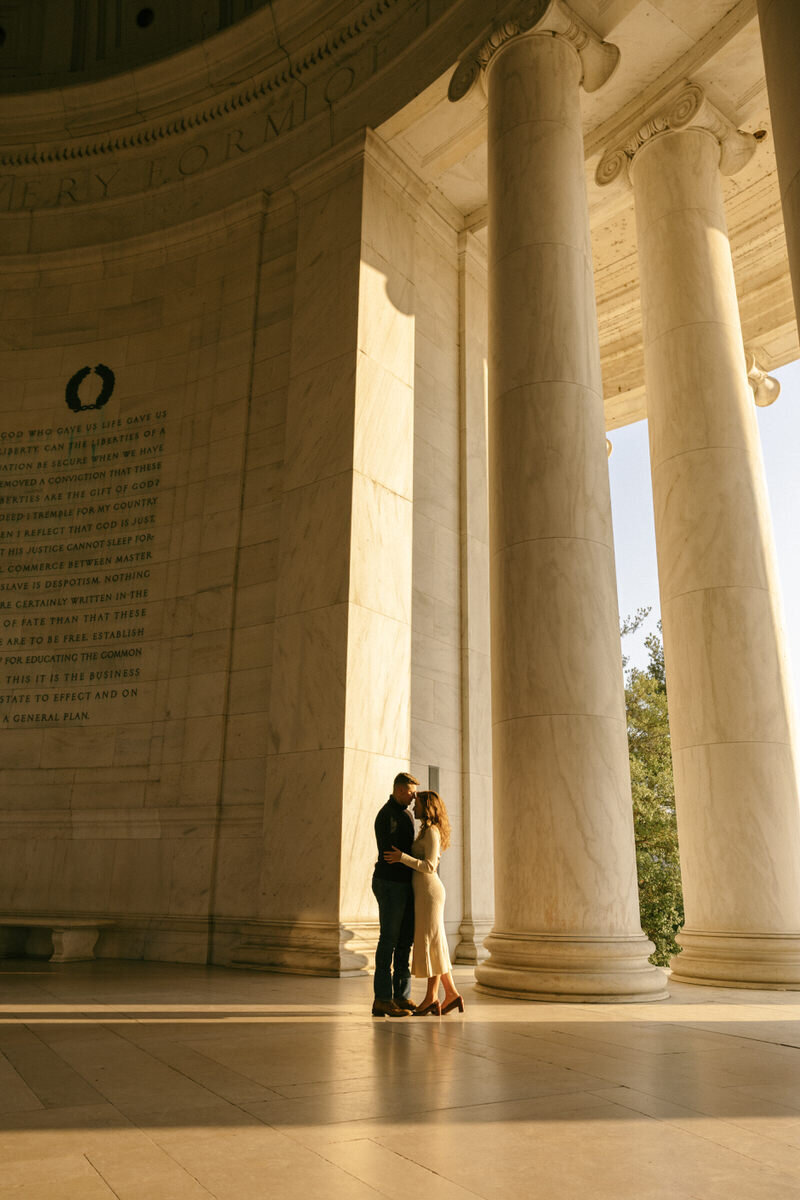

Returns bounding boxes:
[758,0,800,330]
[599,85,800,987]
[454,231,494,964]
[450,2,665,1001]
[235,131,422,975]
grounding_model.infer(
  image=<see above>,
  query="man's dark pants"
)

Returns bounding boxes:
[372,877,414,1001]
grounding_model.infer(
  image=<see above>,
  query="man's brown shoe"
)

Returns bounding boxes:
[393,998,417,1012]
[371,999,411,1017]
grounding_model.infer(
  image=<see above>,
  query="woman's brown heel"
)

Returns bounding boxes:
[413,1000,441,1016]
[441,995,464,1014]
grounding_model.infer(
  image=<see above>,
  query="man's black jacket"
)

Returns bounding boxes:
[372,797,415,882]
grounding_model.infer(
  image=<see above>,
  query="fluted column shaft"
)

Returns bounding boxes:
[631,127,800,987]
[476,30,664,1001]
[758,0,800,330]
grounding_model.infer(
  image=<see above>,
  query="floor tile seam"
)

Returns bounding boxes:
[495,1028,666,1075]
[677,1114,800,1169]
[311,1139,415,1200]
[248,1089,607,1140]
[588,1082,737,1130]
[594,1075,800,1133]
[25,1019,239,1115]
[109,1042,280,1110]
[719,1094,800,1128]
[378,1089,608,1122]
[81,1152,125,1200]
[270,1065,476,1100]
[701,1098,800,1155]
[727,1084,800,1116]
[533,1026,725,1059]
[659,1021,800,1056]
[434,1031,585,1064]
[260,1076,593,1112]
[556,1034,749,1058]
[587,1089,754,1147]
[270,1122,371,1153]
[502,1044,673,1087]
[327,1136,487,1199]
[204,1106,399,1197]
[412,1042,555,1072]
[120,1123,222,1199]
[589,1087,800,1170]
[109,1024,287,1103]
[591,1083,707,1122]
[8,1022,99,1113]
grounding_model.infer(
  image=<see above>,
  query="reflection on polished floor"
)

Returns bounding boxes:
[1,961,800,1198]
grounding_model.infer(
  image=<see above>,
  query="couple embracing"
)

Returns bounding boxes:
[371,772,465,1018]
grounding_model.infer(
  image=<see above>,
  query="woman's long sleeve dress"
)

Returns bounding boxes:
[400,825,452,977]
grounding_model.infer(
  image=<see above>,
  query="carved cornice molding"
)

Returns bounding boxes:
[1,78,273,167]
[0,0,403,169]
[596,82,757,188]
[746,352,781,407]
[448,0,619,103]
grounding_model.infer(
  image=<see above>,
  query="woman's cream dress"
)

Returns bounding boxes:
[400,825,452,977]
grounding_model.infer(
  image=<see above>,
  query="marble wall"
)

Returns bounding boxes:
[0,196,266,962]
[0,122,491,972]
[207,196,297,955]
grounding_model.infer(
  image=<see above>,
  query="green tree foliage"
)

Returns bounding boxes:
[622,610,684,966]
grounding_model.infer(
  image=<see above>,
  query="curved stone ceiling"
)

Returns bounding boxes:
[0,0,273,93]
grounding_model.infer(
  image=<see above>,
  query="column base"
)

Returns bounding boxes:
[454,918,493,964]
[670,929,800,989]
[475,931,668,1002]
[229,920,375,976]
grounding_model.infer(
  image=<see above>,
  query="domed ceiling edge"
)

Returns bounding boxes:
[0,0,513,247]
[0,0,496,168]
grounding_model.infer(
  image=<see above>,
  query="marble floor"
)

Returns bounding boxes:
[1,961,800,1198]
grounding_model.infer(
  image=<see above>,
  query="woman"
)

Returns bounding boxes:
[384,789,464,1015]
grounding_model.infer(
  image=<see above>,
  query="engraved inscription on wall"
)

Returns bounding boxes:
[0,406,167,727]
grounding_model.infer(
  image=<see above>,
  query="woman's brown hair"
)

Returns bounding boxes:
[416,789,451,850]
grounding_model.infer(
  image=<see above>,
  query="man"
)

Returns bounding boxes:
[371,772,418,1017]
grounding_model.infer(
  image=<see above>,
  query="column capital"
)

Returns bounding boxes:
[447,0,619,103]
[746,351,781,407]
[596,83,757,189]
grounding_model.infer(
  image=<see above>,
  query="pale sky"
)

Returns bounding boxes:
[608,358,800,706]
